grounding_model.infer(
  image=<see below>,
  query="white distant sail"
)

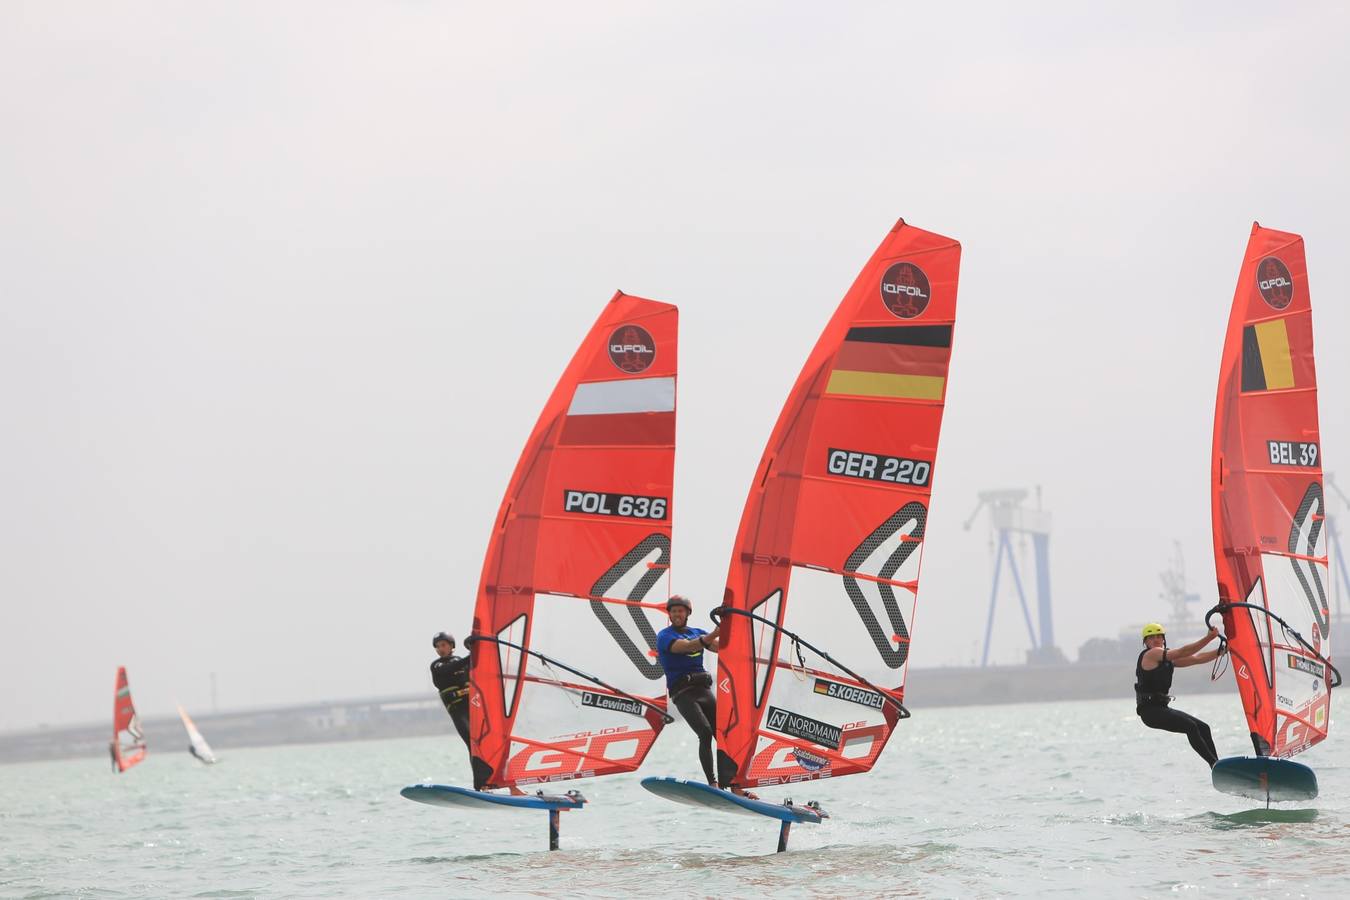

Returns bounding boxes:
[177,704,218,765]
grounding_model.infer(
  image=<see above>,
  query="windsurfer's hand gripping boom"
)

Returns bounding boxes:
[1159,626,1227,669]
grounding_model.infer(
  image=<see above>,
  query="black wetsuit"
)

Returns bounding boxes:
[657,625,719,786]
[431,653,472,749]
[670,672,717,786]
[1135,648,1218,767]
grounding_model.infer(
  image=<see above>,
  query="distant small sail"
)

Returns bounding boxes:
[177,704,218,764]
[111,666,147,773]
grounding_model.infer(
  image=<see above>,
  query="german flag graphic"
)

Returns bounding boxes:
[825,325,952,401]
[1241,319,1295,392]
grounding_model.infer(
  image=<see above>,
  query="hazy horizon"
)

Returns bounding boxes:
[3,2,1348,731]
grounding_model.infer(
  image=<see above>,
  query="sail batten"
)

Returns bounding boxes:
[715,220,960,788]
[469,292,677,790]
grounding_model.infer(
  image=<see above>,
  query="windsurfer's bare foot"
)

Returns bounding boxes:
[508,785,527,796]
[730,786,760,800]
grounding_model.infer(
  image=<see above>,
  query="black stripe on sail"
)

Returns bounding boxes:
[1240,325,1267,392]
[845,325,953,347]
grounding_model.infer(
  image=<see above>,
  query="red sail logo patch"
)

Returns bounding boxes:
[608,324,656,373]
[1256,257,1294,310]
[880,262,931,319]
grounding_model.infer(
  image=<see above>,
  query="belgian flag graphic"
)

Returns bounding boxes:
[1241,319,1295,392]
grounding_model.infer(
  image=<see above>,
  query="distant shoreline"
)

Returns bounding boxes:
[0,661,1234,766]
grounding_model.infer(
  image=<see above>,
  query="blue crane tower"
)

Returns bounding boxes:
[963,488,1064,666]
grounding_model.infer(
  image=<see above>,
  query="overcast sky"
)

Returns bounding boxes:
[3,2,1348,731]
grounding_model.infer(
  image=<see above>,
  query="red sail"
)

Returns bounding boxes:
[1212,223,1332,758]
[112,666,147,773]
[469,292,677,790]
[715,220,960,788]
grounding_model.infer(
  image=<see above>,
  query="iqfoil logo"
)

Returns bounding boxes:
[607,324,656,373]
[1256,257,1294,310]
[879,262,931,319]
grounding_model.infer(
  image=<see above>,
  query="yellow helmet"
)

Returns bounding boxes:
[1141,623,1166,639]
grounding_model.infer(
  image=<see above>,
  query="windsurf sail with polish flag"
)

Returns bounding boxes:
[111,666,147,773]
[1209,222,1339,762]
[467,291,678,791]
[713,219,960,789]
[178,704,218,765]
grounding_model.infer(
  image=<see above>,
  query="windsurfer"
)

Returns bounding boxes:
[430,631,483,781]
[1135,623,1225,767]
[429,632,519,793]
[656,596,757,799]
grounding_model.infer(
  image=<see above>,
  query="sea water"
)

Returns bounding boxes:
[1,694,1344,898]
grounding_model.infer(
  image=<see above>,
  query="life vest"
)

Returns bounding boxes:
[1134,648,1174,707]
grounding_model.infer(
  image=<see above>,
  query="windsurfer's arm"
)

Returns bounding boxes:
[669,627,718,654]
[1173,627,1220,658]
[1173,645,1226,668]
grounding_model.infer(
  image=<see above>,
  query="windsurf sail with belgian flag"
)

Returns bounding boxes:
[111,666,146,773]
[178,704,218,765]
[466,292,677,791]
[1209,223,1338,770]
[713,219,960,789]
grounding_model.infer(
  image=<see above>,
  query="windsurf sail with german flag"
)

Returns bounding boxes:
[111,666,146,773]
[713,219,960,789]
[1208,223,1339,774]
[465,292,677,791]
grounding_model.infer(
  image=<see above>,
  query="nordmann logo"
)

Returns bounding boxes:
[765,705,842,750]
[607,324,657,373]
[580,691,646,718]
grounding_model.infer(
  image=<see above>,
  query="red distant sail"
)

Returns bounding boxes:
[469,292,677,790]
[1212,223,1335,758]
[112,666,147,773]
[715,220,960,788]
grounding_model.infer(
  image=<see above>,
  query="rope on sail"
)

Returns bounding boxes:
[710,606,911,718]
[467,634,675,723]
[1205,601,1342,689]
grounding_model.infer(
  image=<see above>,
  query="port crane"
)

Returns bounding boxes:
[1159,540,1202,627]
[963,488,1062,666]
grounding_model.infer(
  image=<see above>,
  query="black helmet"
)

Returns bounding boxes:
[666,595,692,611]
[432,632,455,647]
